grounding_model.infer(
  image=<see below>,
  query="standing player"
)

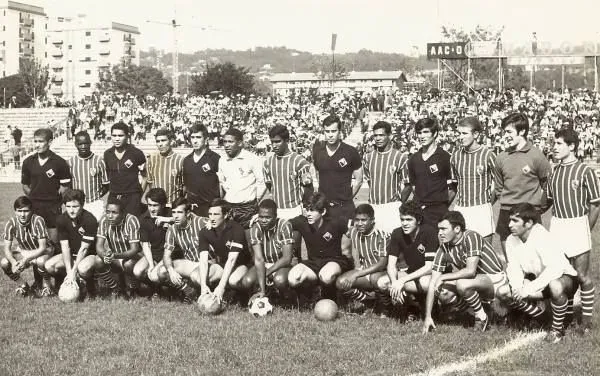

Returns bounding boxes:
[104,121,147,216]
[219,128,266,229]
[288,192,353,302]
[77,198,141,298]
[312,115,363,225]
[335,204,389,314]
[1,196,53,296]
[264,125,313,219]
[44,189,98,293]
[494,113,551,257]
[450,117,498,245]
[402,118,454,227]
[68,131,108,220]
[363,121,407,233]
[198,199,252,302]
[548,128,600,334]
[497,203,578,343]
[182,124,221,217]
[241,199,294,303]
[422,211,506,333]
[145,128,184,206]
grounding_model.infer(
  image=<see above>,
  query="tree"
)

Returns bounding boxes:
[190,62,255,97]
[0,74,32,108]
[98,64,172,97]
[19,58,49,102]
[310,55,349,81]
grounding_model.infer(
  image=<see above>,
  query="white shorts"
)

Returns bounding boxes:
[278,205,302,220]
[454,203,494,237]
[550,216,592,258]
[372,201,401,234]
[85,199,105,221]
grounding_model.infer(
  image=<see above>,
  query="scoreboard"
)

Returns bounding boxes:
[427,42,468,59]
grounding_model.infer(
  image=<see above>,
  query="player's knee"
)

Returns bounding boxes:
[377,275,390,291]
[288,271,302,287]
[577,274,593,289]
[437,289,454,305]
[335,276,349,290]
[548,279,566,299]
[495,284,511,302]
[272,273,288,290]
[44,260,55,275]
[241,274,256,291]
[132,264,146,280]
[319,272,337,286]
[455,280,472,296]
[228,274,243,290]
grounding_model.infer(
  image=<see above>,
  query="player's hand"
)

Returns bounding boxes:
[168,270,183,286]
[12,260,25,274]
[102,253,114,265]
[213,286,225,302]
[390,279,406,304]
[248,291,265,306]
[200,285,211,296]
[154,216,171,226]
[422,317,436,335]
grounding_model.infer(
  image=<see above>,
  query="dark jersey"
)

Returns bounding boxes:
[312,142,361,202]
[388,225,438,273]
[56,210,98,256]
[21,151,71,201]
[290,216,348,260]
[104,144,146,194]
[406,146,452,205]
[139,209,171,262]
[198,220,251,267]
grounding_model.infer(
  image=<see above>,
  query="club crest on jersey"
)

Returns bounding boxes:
[289,171,297,180]
[338,158,348,167]
[89,167,97,176]
[521,165,531,174]
[417,244,426,255]
[429,164,438,173]
[77,227,85,236]
[238,167,250,176]
[124,159,133,168]
[171,169,178,177]
[389,165,397,174]
[322,232,333,241]
[45,168,55,178]
[202,163,211,172]
[476,165,485,174]
[571,179,580,190]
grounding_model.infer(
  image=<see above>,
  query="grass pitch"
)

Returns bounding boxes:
[0,183,598,376]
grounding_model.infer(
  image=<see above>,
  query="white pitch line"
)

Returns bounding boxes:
[408,331,545,376]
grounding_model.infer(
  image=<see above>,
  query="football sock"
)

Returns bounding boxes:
[35,267,52,286]
[551,300,568,333]
[464,292,487,320]
[95,268,119,290]
[565,298,574,323]
[6,270,21,282]
[580,287,595,320]
[343,288,367,302]
[509,300,544,318]
[32,266,42,287]
[447,295,469,313]
[376,290,392,307]
[175,282,196,302]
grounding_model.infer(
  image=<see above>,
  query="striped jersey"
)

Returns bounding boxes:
[164,214,211,262]
[548,160,600,218]
[432,230,503,274]
[68,153,108,203]
[363,148,408,204]
[97,213,140,254]
[147,152,184,204]
[3,214,48,251]
[263,152,311,209]
[450,145,498,206]
[346,226,389,268]
[249,218,294,264]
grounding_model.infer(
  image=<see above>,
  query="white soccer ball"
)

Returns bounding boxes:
[249,297,273,318]
[58,280,80,303]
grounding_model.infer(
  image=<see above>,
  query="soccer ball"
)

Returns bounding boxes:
[249,297,273,318]
[314,299,338,321]
[197,293,224,315]
[58,280,80,303]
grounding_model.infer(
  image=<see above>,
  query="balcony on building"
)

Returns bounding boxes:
[20,31,33,42]
[123,34,132,42]
[51,36,63,45]
[99,48,110,55]
[19,17,33,27]
[50,87,63,96]
[52,74,63,83]
[51,48,63,57]
[99,33,110,42]
[51,61,63,69]
[20,47,33,56]
[98,60,110,68]
[129,50,136,58]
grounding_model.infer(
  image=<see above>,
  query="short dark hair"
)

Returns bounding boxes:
[440,211,466,232]
[458,116,483,134]
[106,197,125,213]
[399,200,423,224]
[555,128,579,153]
[33,128,53,142]
[146,188,168,206]
[154,128,173,140]
[268,125,290,141]
[303,192,328,213]
[501,112,529,137]
[258,199,278,216]
[208,198,231,216]
[62,189,86,205]
[224,127,244,142]
[189,123,209,138]
[414,118,439,136]
[111,121,129,136]
[171,196,191,212]
[14,196,33,210]
[322,114,342,130]
[354,203,374,219]
[74,131,91,143]
[509,203,541,225]
[372,121,392,135]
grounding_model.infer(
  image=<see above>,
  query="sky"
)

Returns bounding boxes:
[37,0,600,54]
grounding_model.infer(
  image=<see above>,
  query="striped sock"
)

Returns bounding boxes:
[580,287,595,319]
[565,298,574,323]
[175,282,196,303]
[551,301,568,333]
[128,277,140,291]
[509,300,545,318]
[376,290,392,306]
[447,295,469,313]
[95,268,118,290]
[5,270,22,282]
[464,292,486,320]
[343,288,367,302]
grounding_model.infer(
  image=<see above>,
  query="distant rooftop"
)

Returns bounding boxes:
[269,70,406,82]
[0,0,46,16]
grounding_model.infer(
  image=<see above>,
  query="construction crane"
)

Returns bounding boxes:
[146,18,226,94]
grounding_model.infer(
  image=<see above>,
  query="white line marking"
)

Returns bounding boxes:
[408,331,545,376]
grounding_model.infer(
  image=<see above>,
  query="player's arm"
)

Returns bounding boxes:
[351,166,363,198]
[198,250,211,295]
[589,201,600,230]
[267,242,293,277]
[422,269,442,334]
[137,153,148,193]
[299,164,314,194]
[58,160,72,194]
[96,236,110,260]
[22,184,31,196]
[141,242,155,270]
[60,240,73,275]
[437,256,479,283]
[253,156,267,201]
[252,242,267,296]
[447,182,457,205]
[162,230,182,285]
[341,233,352,259]
[3,238,17,270]
[263,161,272,192]
[213,251,240,300]
[21,161,31,195]
[355,255,387,279]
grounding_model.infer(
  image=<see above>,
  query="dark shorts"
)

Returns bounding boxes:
[31,200,61,229]
[301,256,352,275]
[325,200,355,227]
[420,202,449,228]
[109,192,143,217]
[228,200,258,229]
[187,194,211,217]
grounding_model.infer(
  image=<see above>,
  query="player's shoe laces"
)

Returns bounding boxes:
[15,284,29,297]
[544,330,563,344]
[346,300,366,315]
[577,319,593,336]
[473,315,489,332]
[40,286,53,297]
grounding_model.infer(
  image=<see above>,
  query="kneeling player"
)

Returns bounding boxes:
[1,196,53,296]
[496,203,577,343]
[78,198,141,298]
[44,189,98,295]
[422,211,505,333]
[336,204,388,314]
[377,201,438,317]
[288,192,352,302]
[198,199,252,303]
[242,199,294,304]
